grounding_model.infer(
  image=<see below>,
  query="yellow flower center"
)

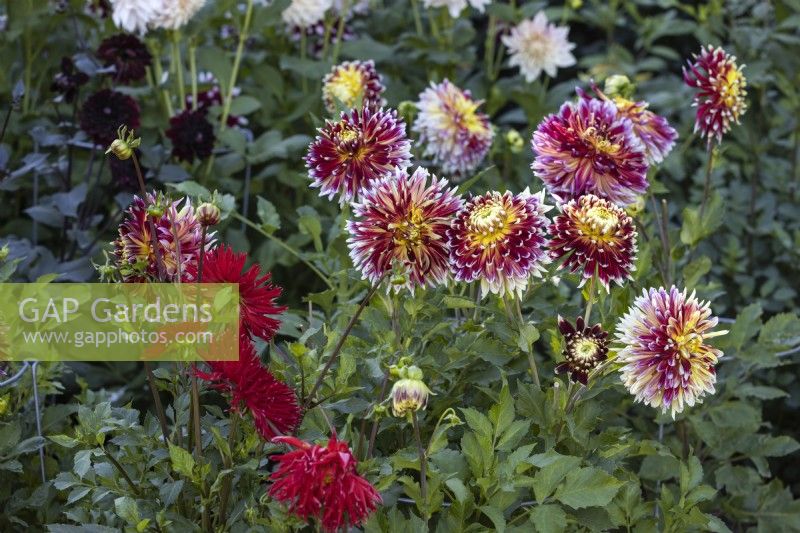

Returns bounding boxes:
[451,95,484,134]
[468,201,514,246]
[578,205,620,241]
[583,127,621,155]
[390,207,428,248]
[717,66,746,115]
[573,338,599,361]
[328,66,364,109]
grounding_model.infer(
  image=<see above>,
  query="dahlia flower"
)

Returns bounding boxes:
[390,365,431,418]
[114,192,214,282]
[502,12,576,83]
[196,336,300,440]
[80,89,140,146]
[423,0,490,18]
[282,0,332,29]
[683,45,747,144]
[51,57,89,104]
[109,0,160,34]
[306,107,412,203]
[152,0,206,30]
[322,60,385,114]
[347,167,462,292]
[166,110,215,163]
[96,33,152,84]
[413,79,494,176]
[532,94,648,206]
[269,434,382,532]
[616,287,727,418]
[448,188,551,299]
[548,194,637,290]
[556,316,609,385]
[201,246,286,342]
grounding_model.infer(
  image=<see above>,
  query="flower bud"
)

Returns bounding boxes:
[196,202,221,227]
[0,245,9,262]
[568,0,583,9]
[505,129,524,153]
[146,205,164,218]
[397,100,416,123]
[390,366,432,418]
[0,395,9,417]
[105,125,141,161]
[604,74,636,100]
[625,195,646,217]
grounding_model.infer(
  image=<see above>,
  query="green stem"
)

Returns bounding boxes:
[101,445,142,496]
[149,40,174,118]
[699,144,715,218]
[583,276,595,324]
[189,42,199,112]
[410,0,423,37]
[220,0,254,129]
[412,412,429,520]
[171,32,186,108]
[217,413,239,527]
[331,0,350,64]
[233,212,334,290]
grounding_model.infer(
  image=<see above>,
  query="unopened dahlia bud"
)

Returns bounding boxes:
[604,74,635,100]
[196,202,221,227]
[505,129,524,153]
[625,195,646,217]
[105,125,141,160]
[390,365,432,417]
[146,205,164,218]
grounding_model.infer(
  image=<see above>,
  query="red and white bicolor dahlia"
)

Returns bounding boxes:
[556,316,609,385]
[322,60,386,113]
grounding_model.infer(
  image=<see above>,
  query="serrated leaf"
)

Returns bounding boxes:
[532,453,582,502]
[114,496,140,525]
[48,435,79,448]
[529,504,567,533]
[479,505,506,533]
[256,196,280,234]
[169,443,195,479]
[554,467,622,509]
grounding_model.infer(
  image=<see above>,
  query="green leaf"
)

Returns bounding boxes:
[197,47,232,93]
[73,449,92,479]
[297,205,323,251]
[532,453,582,502]
[114,496,140,525]
[479,505,506,533]
[256,196,280,234]
[758,313,800,350]
[169,443,196,479]
[723,303,762,351]
[228,95,262,115]
[639,454,679,482]
[443,295,475,309]
[682,256,711,289]
[445,478,470,504]
[517,324,540,353]
[66,486,91,505]
[489,382,515,439]
[165,180,212,199]
[554,467,623,509]
[529,504,567,533]
[48,435,79,448]
[159,479,184,507]
[461,408,493,438]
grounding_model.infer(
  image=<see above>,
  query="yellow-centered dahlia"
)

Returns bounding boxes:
[322,60,385,114]
[448,189,552,299]
[346,167,463,292]
[617,287,727,418]
[556,316,609,385]
[548,194,637,291]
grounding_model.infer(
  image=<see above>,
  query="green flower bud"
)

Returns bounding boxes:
[505,129,524,153]
[604,74,636,100]
[105,125,141,161]
[390,366,432,418]
[0,395,9,417]
[568,0,583,9]
[196,202,221,227]
[146,205,164,218]
[397,100,416,123]
[625,195,646,217]
[0,245,9,262]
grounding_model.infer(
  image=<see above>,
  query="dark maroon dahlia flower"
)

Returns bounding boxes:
[51,57,89,104]
[166,109,215,163]
[80,89,140,146]
[96,33,152,84]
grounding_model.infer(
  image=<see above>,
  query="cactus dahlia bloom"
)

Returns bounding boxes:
[413,79,495,176]
[532,95,649,206]
[322,60,385,114]
[448,189,551,299]
[548,194,637,291]
[347,167,462,292]
[502,11,576,83]
[616,287,727,418]
[556,316,609,385]
[152,0,206,30]
[282,0,332,29]
[306,107,412,203]
[269,434,382,532]
[683,45,747,145]
[114,192,214,282]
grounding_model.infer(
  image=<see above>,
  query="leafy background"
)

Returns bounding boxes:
[1,0,799,531]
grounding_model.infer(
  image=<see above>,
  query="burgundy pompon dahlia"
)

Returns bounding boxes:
[166,109,216,163]
[531,93,648,206]
[269,434,382,532]
[306,107,412,203]
[346,166,462,293]
[80,89,140,146]
[548,194,637,291]
[196,336,301,440]
[96,33,152,84]
[683,45,747,145]
[616,286,727,418]
[51,57,89,104]
[556,316,609,385]
[448,188,551,299]
[201,246,287,342]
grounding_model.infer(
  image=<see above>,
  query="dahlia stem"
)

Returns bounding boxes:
[217,413,239,527]
[100,445,142,496]
[299,32,309,94]
[170,31,186,109]
[583,276,596,324]
[305,274,388,408]
[331,0,350,64]
[220,0,254,130]
[410,0,423,37]
[131,152,167,281]
[145,363,171,445]
[412,412,429,519]
[233,212,334,290]
[148,39,174,118]
[699,144,715,219]
[189,41,199,112]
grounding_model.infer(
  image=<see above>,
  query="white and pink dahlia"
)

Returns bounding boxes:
[448,189,551,299]
[548,194,638,291]
[616,287,727,418]
[502,12,576,83]
[306,107,412,203]
[414,79,494,177]
[423,0,490,18]
[322,60,386,114]
[532,94,649,206]
[347,167,463,293]
[282,0,332,29]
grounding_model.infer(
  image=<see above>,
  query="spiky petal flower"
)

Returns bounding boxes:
[201,246,286,342]
[683,45,747,145]
[347,167,462,292]
[282,0,332,29]
[448,188,551,299]
[548,194,637,290]
[269,434,382,532]
[322,60,385,114]
[80,89,140,146]
[96,33,152,84]
[197,336,301,440]
[152,0,206,30]
[502,12,576,83]
[616,287,727,418]
[413,79,495,176]
[113,192,214,282]
[532,95,648,206]
[306,107,412,203]
[109,0,160,34]
[556,316,609,385]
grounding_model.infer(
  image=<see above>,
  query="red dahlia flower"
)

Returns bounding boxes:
[683,45,747,145]
[531,93,648,206]
[306,107,412,203]
[548,194,637,291]
[269,434,382,532]
[201,246,286,342]
[196,337,301,440]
